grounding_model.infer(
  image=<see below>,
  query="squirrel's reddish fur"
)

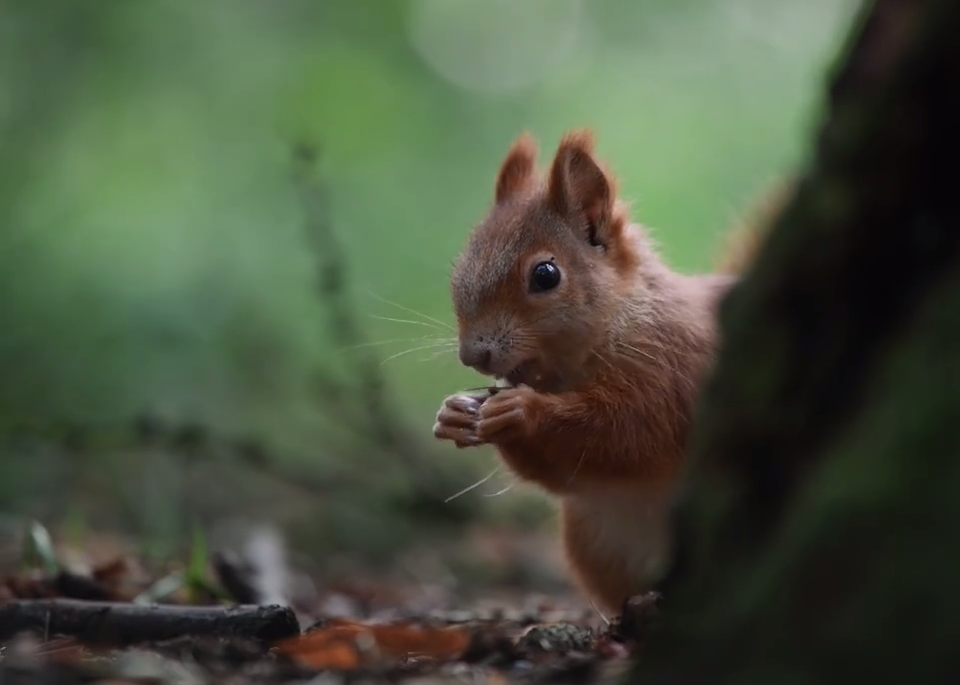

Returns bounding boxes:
[433,129,781,613]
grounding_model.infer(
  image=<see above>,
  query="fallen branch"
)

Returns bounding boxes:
[0,599,300,646]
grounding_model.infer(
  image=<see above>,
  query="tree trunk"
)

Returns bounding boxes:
[630,0,960,682]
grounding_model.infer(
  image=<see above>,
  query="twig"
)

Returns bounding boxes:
[0,599,300,646]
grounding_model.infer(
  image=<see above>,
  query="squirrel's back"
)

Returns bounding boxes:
[715,177,796,275]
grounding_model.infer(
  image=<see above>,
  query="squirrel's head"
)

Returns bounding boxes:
[451,129,654,392]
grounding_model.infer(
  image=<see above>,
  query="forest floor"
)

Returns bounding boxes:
[0,524,655,684]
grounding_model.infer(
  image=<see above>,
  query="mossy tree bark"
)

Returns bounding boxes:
[630,0,960,681]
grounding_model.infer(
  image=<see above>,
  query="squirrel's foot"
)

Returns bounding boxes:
[477,386,543,443]
[434,393,487,448]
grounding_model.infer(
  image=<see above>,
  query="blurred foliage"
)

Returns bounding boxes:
[0,0,858,566]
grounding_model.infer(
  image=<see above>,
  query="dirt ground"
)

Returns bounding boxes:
[0,524,656,684]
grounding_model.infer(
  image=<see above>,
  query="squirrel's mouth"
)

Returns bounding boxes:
[497,373,519,388]
[499,360,538,387]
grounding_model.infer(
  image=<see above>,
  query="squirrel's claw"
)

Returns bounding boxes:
[476,386,540,443]
[434,394,485,448]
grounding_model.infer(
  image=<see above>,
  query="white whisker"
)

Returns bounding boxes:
[444,467,500,503]
[339,335,445,351]
[419,347,458,362]
[380,343,458,366]
[567,449,588,486]
[590,598,611,626]
[483,482,514,497]
[615,341,659,362]
[367,314,448,332]
[367,291,455,331]
[616,341,696,387]
[591,350,616,372]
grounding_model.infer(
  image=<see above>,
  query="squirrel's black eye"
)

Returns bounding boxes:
[530,261,561,292]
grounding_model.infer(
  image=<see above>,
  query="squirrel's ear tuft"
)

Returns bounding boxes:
[494,132,538,203]
[548,129,615,247]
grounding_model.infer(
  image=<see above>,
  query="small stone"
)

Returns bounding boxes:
[516,623,595,656]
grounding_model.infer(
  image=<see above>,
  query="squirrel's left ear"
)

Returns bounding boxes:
[494,132,538,204]
[547,129,616,248]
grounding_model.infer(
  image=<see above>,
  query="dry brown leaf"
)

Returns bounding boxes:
[91,557,129,586]
[275,617,473,669]
[280,634,362,669]
[5,574,56,599]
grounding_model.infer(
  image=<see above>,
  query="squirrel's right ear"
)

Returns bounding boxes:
[494,132,538,204]
[548,129,616,248]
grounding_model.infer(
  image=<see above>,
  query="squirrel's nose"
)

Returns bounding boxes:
[459,341,492,372]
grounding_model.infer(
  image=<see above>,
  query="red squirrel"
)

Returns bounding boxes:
[433,129,776,613]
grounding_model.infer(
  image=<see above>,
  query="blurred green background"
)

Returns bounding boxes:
[0,0,858,577]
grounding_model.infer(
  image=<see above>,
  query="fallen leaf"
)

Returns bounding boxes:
[91,557,129,586]
[5,572,56,599]
[281,634,361,669]
[275,617,473,669]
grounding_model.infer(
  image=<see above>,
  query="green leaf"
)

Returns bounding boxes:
[184,523,209,603]
[133,571,184,605]
[22,520,59,574]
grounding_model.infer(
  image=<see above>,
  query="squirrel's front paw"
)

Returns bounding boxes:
[433,393,486,448]
[477,386,543,443]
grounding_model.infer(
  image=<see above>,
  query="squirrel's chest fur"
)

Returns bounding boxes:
[558,481,674,611]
